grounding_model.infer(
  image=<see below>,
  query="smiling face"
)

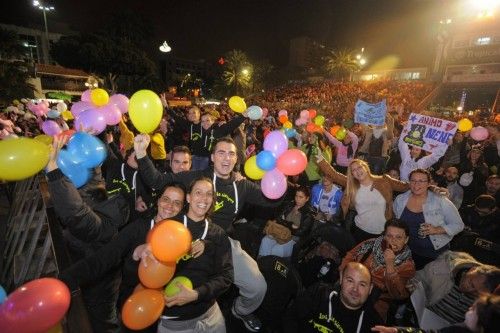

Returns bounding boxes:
[187,107,200,123]
[201,114,215,130]
[187,179,214,220]
[444,167,459,182]
[156,186,185,221]
[171,151,192,174]
[409,171,429,196]
[410,146,422,159]
[340,263,372,310]
[349,162,369,183]
[211,141,238,179]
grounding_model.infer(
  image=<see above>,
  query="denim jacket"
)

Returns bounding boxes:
[393,190,464,250]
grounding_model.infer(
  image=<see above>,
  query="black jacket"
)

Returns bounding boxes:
[283,282,383,333]
[167,108,246,157]
[137,156,283,231]
[278,202,314,238]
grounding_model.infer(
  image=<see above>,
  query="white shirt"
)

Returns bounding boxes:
[354,184,387,234]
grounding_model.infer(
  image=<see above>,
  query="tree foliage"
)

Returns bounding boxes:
[0,28,35,105]
[324,49,360,80]
[221,49,253,96]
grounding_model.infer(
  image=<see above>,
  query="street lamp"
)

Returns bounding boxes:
[33,1,54,53]
[241,69,249,75]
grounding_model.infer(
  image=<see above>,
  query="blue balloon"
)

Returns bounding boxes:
[256,150,276,171]
[67,132,107,169]
[47,109,61,119]
[285,128,297,138]
[57,149,91,188]
[246,105,263,120]
[0,285,6,304]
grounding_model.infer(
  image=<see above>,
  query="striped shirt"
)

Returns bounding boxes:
[427,284,475,324]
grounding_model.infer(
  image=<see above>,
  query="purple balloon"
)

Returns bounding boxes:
[81,89,91,102]
[74,108,107,134]
[71,101,93,118]
[100,104,122,126]
[263,130,288,158]
[41,120,62,136]
[109,94,129,114]
[260,169,287,199]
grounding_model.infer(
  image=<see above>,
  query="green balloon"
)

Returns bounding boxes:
[164,276,193,297]
[336,127,347,140]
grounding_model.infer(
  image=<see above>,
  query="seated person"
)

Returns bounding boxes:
[340,219,416,321]
[310,173,343,225]
[460,195,500,244]
[259,186,314,258]
[407,251,500,325]
[283,262,383,333]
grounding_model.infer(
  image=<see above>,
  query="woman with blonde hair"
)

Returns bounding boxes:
[316,155,409,242]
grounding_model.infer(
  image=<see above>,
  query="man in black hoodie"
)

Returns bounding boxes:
[284,262,383,333]
[134,134,283,332]
[46,137,130,333]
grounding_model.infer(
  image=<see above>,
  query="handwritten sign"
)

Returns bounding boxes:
[354,99,387,126]
[402,113,457,152]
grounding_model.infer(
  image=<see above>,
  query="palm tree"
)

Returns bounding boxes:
[222,49,253,96]
[324,49,360,80]
[0,28,35,105]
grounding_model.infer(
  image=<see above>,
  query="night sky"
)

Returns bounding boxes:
[0,0,447,68]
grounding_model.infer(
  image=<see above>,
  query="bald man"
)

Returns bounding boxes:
[284,262,383,333]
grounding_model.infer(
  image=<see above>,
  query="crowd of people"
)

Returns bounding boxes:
[1,79,500,333]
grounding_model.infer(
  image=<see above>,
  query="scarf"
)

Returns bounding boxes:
[343,141,354,159]
[355,236,412,269]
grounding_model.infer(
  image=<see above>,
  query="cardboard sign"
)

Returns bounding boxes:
[354,99,387,126]
[402,113,457,152]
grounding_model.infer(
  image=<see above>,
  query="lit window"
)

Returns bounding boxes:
[476,37,491,45]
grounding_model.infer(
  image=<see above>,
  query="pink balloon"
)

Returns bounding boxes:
[261,169,287,199]
[470,126,489,141]
[0,278,70,333]
[262,108,269,118]
[263,130,288,158]
[28,102,49,117]
[278,109,288,117]
[42,120,62,136]
[276,149,308,176]
[81,89,91,102]
[300,109,309,119]
[109,94,130,114]
[74,108,107,134]
[71,101,93,118]
[101,104,122,126]
[295,118,305,126]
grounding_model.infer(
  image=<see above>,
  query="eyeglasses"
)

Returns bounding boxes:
[410,180,428,184]
[159,196,183,208]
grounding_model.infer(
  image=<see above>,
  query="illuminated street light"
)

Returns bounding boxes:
[241,69,249,75]
[356,54,361,60]
[33,1,54,53]
[359,58,367,66]
[159,41,172,53]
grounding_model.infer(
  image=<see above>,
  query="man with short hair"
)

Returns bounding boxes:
[134,135,283,332]
[284,262,383,332]
[408,251,500,324]
[169,145,192,174]
[437,166,464,209]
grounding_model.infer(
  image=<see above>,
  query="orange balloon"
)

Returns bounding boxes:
[150,220,192,262]
[278,115,288,124]
[306,122,316,133]
[330,125,340,136]
[122,289,165,330]
[495,114,500,124]
[138,256,176,289]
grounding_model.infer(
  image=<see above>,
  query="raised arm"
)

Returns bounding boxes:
[384,174,410,193]
[316,158,347,187]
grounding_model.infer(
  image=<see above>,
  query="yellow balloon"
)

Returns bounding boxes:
[0,138,50,181]
[61,110,74,121]
[228,96,247,113]
[129,90,163,133]
[34,134,53,146]
[90,88,109,107]
[244,155,265,180]
[457,118,473,132]
[45,322,63,333]
[283,121,293,129]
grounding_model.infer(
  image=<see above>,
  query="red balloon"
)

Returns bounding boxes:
[0,278,70,333]
[308,109,317,119]
[150,220,192,262]
[122,289,165,330]
[276,149,308,176]
[306,122,316,133]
